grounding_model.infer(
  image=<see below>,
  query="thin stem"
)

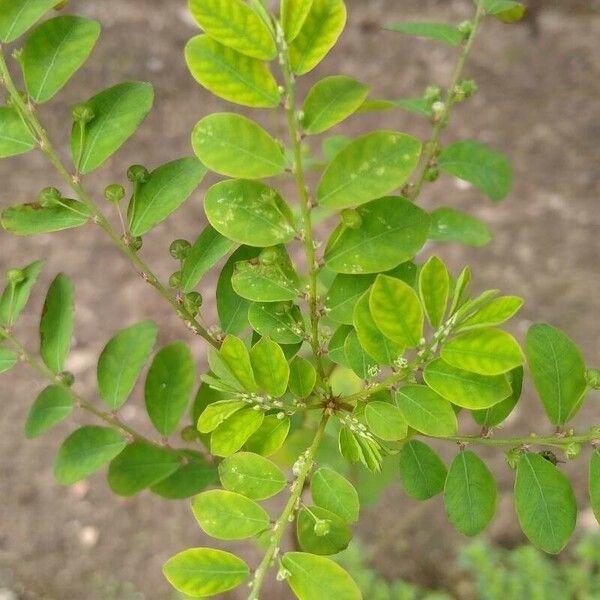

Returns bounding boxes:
[0,48,219,349]
[1,327,206,459]
[409,0,486,200]
[276,26,326,384]
[433,431,600,449]
[248,413,329,600]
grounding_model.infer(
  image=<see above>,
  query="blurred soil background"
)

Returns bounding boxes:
[1,0,599,598]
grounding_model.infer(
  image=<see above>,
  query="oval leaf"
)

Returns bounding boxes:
[163,547,249,597]
[23,16,101,103]
[219,451,287,500]
[250,337,290,397]
[39,273,74,374]
[325,273,374,324]
[192,112,286,179]
[472,366,523,428]
[398,440,447,500]
[24,384,73,439]
[458,296,523,331]
[296,505,352,555]
[204,179,297,247]
[54,425,126,485]
[395,384,457,437]
[0,0,57,42]
[244,414,291,456]
[185,35,280,108]
[429,207,491,247]
[444,451,497,536]
[151,457,219,500]
[311,467,359,523]
[191,489,270,539]
[0,260,43,327]
[384,22,463,46]
[71,81,154,174]
[211,408,264,457]
[281,0,313,42]
[1,200,90,235]
[288,356,317,399]
[317,131,421,209]
[128,157,206,236]
[97,320,157,410]
[515,453,577,554]
[0,106,36,158]
[418,255,449,329]
[365,401,408,441]
[324,197,430,274]
[248,302,305,344]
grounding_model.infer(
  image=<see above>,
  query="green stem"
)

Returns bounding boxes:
[277,26,326,384]
[433,431,600,449]
[1,327,206,458]
[0,48,219,349]
[248,413,329,600]
[409,0,486,200]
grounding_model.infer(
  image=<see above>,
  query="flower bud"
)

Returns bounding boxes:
[505,447,521,470]
[564,442,581,461]
[424,166,439,182]
[104,183,125,203]
[71,103,95,124]
[259,246,280,266]
[38,186,62,207]
[59,371,75,386]
[586,368,600,390]
[169,239,191,260]
[180,425,199,442]
[127,164,150,184]
[169,271,182,289]
[313,519,331,537]
[6,268,25,284]
[424,85,442,103]
[129,236,143,251]
[458,20,474,39]
[341,208,362,229]
[431,101,446,120]
[184,292,203,315]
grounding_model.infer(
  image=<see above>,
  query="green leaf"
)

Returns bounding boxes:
[0,260,43,327]
[384,22,463,46]
[395,384,457,437]
[150,456,218,499]
[419,256,449,329]
[128,157,206,236]
[289,356,316,398]
[472,366,523,428]
[24,384,73,439]
[365,401,407,441]
[444,451,497,536]
[398,440,447,500]
[282,552,361,600]
[590,449,600,524]
[369,275,423,348]
[182,225,236,293]
[192,112,286,179]
[429,207,491,247]
[458,296,523,331]
[97,320,157,410]
[442,328,524,376]
[328,325,352,367]
[289,0,347,75]
[325,197,429,274]
[515,453,577,554]
[245,414,290,456]
[191,489,270,539]
[481,0,525,21]
[393,97,433,117]
[232,245,300,302]
[325,274,374,324]
[211,408,264,457]
[296,506,352,555]
[163,547,249,598]
[107,441,180,496]
[0,107,36,158]
[353,292,404,366]
[188,0,276,60]
[525,324,587,425]
[23,16,101,103]
[439,140,512,202]
[301,76,369,135]
[0,0,57,42]
[322,134,352,161]
[216,246,259,334]
[311,467,359,523]
[343,328,376,379]
[250,337,290,397]
[197,399,247,433]
[423,357,512,410]
[281,0,313,42]
[1,200,90,235]
[204,179,297,247]
[219,451,286,500]
[448,266,472,316]
[144,342,195,436]
[185,35,280,108]
[217,335,257,392]
[0,347,18,373]
[39,273,74,374]
[54,425,126,485]
[248,302,305,344]
[317,131,421,209]
[71,81,153,174]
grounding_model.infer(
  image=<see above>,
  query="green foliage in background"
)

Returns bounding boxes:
[0,0,599,599]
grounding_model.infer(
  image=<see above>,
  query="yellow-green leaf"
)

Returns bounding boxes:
[418,256,449,329]
[250,337,290,397]
[281,0,313,42]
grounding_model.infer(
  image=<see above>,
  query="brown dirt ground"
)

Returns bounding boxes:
[1,0,599,599]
